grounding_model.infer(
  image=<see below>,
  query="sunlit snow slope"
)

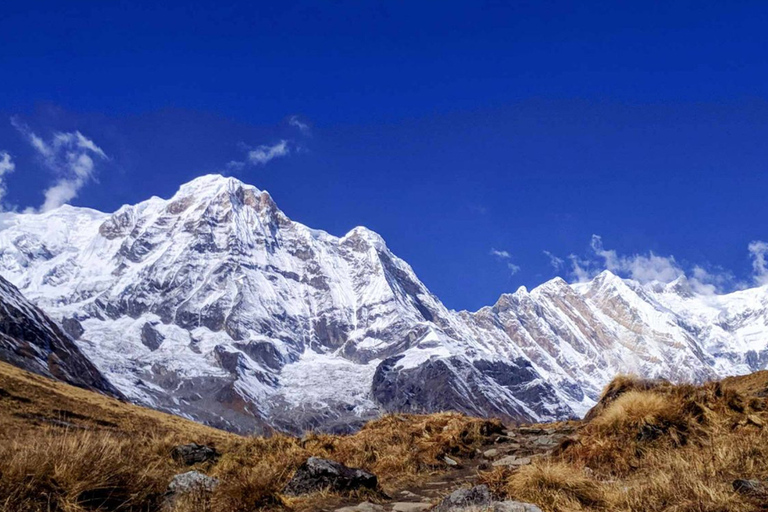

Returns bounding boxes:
[0,175,765,433]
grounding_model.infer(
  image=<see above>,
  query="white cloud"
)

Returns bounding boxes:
[225,160,247,171]
[248,140,290,166]
[288,116,310,135]
[12,119,107,212]
[490,248,520,275]
[749,240,768,285]
[568,254,593,283]
[686,265,736,295]
[0,151,15,207]
[589,234,683,284]
[566,235,768,294]
[543,250,564,270]
[228,140,292,170]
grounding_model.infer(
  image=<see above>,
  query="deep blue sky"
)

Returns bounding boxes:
[1,1,767,310]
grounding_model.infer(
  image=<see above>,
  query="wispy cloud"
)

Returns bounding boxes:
[248,140,290,166]
[566,234,751,294]
[543,250,564,270]
[0,151,16,207]
[567,236,684,285]
[227,140,291,171]
[288,115,311,135]
[589,234,683,284]
[490,248,520,275]
[749,240,768,285]
[12,118,107,212]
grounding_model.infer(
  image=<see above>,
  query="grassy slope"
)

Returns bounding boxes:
[0,360,502,512]
[6,357,768,512]
[482,373,768,512]
[0,360,234,443]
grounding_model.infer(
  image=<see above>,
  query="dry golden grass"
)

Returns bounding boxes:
[0,361,503,512]
[0,360,233,443]
[481,373,768,512]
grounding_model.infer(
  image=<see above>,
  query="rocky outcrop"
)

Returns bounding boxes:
[0,276,118,396]
[170,443,220,465]
[283,457,378,496]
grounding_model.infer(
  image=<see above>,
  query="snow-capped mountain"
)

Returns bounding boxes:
[0,174,765,433]
[0,274,119,396]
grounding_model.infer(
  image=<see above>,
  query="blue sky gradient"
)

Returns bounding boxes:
[1,1,767,310]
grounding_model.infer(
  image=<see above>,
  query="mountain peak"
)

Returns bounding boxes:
[175,174,262,197]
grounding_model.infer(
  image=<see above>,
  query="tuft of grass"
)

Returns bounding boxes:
[504,463,605,511]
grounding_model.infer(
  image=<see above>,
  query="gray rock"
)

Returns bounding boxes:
[141,322,165,351]
[533,436,559,446]
[334,502,385,512]
[492,455,531,467]
[433,485,493,511]
[517,427,546,435]
[167,470,219,494]
[483,448,500,458]
[492,501,544,512]
[170,443,220,465]
[391,503,431,512]
[283,457,378,496]
[443,455,460,466]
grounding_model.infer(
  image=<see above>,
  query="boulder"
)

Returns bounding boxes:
[432,485,492,511]
[283,457,378,496]
[167,470,219,495]
[171,443,220,465]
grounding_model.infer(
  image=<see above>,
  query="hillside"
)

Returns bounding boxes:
[0,360,231,442]
[5,358,768,511]
[0,360,509,512]
[481,372,768,511]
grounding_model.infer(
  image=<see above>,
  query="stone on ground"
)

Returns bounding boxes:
[334,502,386,512]
[283,457,378,496]
[167,471,219,494]
[432,484,492,511]
[391,503,432,512]
[170,443,220,465]
[492,455,531,467]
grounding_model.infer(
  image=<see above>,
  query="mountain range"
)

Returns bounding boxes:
[0,174,765,433]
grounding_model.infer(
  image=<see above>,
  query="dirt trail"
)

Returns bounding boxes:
[328,424,576,512]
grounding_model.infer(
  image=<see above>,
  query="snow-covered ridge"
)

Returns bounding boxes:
[0,174,766,433]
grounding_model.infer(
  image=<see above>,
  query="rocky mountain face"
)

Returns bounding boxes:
[0,274,119,396]
[0,174,765,433]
